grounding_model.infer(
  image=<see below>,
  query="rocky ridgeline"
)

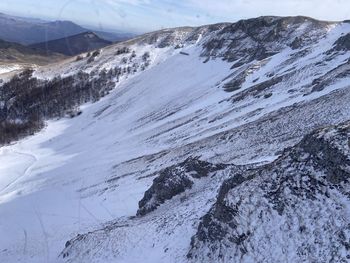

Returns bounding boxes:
[200,16,331,65]
[136,16,333,66]
[137,157,228,216]
[188,121,350,262]
[60,121,350,263]
[138,16,350,100]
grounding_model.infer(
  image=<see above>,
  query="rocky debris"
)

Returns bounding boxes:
[333,33,350,51]
[222,62,265,92]
[186,23,228,43]
[24,15,335,104]
[158,33,180,48]
[201,16,330,64]
[188,172,256,256]
[223,74,246,92]
[136,24,228,50]
[137,28,195,48]
[230,73,287,102]
[137,157,228,216]
[264,92,273,98]
[289,36,303,49]
[310,60,350,93]
[188,121,350,262]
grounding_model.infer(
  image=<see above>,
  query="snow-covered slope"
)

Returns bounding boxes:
[0,65,21,74]
[188,121,350,262]
[1,16,350,263]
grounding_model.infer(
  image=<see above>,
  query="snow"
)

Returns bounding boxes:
[0,64,21,74]
[0,44,235,262]
[0,47,228,262]
[0,19,350,263]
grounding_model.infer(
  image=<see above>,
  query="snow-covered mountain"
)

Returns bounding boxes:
[1,16,350,263]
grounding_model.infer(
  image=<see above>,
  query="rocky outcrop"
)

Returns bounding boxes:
[310,60,350,93]
[188,121,350,262]
[333,33,350,51]
[201,16,331,64]
[137,157,228,216]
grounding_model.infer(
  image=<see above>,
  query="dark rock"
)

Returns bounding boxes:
[230,74,286,102]
[180,51,190,56]
[137,157,227,216]
[201,16,328,65]
[310,62,350,93]
[188,121,350,262]
[223,77,245,92]
[65,240,71,248]
[264,92,273,98]
[333,33,350,51]
[290,37,303,50]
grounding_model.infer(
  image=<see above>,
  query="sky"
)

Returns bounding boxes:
[0,0,350,33]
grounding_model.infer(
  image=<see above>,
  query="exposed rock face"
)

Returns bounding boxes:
[310,60,350,93]
[137,27,195,48]
[230,73,287,101]
[289,36,303,49]
[201,16,330,64]
[137,157,227,216]
[188,121,350,262]
[333,33,350,51]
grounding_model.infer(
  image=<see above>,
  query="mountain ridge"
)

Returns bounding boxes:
[0,15,350,263]
[0,37,64,64]
[29,31,112,56]
[0,12,134,45]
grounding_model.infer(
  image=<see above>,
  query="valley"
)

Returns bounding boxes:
[0,15,350,263]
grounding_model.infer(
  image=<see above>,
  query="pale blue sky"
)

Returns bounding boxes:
[0,0,350,33]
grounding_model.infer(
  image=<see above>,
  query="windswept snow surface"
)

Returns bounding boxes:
[0,48,233,262]
[0,64,21,74]
[1,18,350,262]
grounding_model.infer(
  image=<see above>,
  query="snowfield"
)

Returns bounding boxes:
[0,64,21,75]
[0,16,350,262]
[0,48,234,263]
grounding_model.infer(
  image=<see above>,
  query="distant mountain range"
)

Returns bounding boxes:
[0,12,135,45]
[30,31,112,56]
[0,38,64,64]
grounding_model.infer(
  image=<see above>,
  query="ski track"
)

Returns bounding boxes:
[0,150,37,194]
